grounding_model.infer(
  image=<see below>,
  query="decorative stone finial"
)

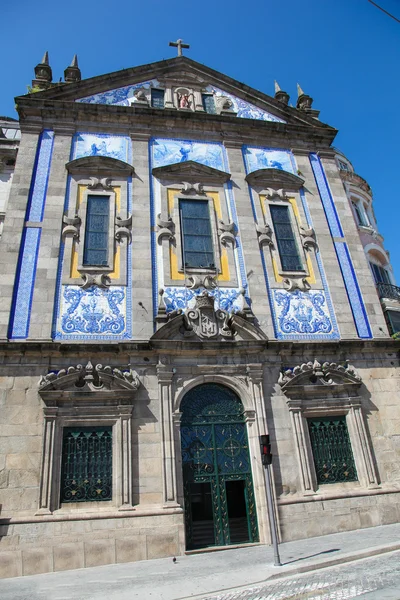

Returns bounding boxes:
[32,51,53,89]
[296,83,313,111]
[64,54,81,83]
[274,80,290,105]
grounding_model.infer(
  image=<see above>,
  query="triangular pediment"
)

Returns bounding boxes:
[246,168,304,190]
[152,160,230,183]
[16,57,336,135]
[66,155,134,176]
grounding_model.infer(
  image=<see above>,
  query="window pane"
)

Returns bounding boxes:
[308,417,358,485]
[151,89,165,108]
[202,94,216,114]
[180,200,215,269]
[387,310,400,334]
[60,426,112,502]
[83,195,110,266]
[270,205,303,272]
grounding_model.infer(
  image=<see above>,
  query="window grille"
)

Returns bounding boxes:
[270,204,303,271]
[60,427,112,502]
[308,417,357,484]
[202,94,216,114]
[151,89,165,108]
[179,200,215,269]
[83,195,110,266]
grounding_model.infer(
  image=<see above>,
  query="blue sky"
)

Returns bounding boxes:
[2,0,400,280]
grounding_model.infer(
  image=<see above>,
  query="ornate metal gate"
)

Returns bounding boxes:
[180,383,259,550]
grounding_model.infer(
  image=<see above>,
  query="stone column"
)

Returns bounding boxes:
[245,366,274,544]
[164,83,175,110]
[130,133,154,338]
[36,407,57,514]
[193,90,204,112]
[289,406,315,493]
[117,406,134,510]
[350,403,380,488]
[157,363,179,506]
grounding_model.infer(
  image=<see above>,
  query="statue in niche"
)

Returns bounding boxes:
[178,92,191,109]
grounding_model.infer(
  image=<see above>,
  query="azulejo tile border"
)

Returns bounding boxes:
[26,130,55,222]
[310,153,372,339]
[9,130,55,339]
[8,228,42,339]
[243,147,339,340]
[149,137,248,320]
[334,242,372,339]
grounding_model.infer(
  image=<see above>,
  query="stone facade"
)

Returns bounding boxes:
[0,54,399,578]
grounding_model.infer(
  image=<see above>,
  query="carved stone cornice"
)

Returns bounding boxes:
[66,156,134,177]
[279,359,362,398]
[38,361,140,405]
[246,168,304,190]
[152,160,231,184]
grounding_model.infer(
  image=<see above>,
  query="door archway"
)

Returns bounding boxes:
[180,383,259,550]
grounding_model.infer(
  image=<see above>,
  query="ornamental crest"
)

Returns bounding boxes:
[183,291,233,339]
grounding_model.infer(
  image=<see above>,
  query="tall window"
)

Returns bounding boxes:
[60,427,112,502]
[83,195,110,266]
[202,94,216,114]
[179,199,215,269]
[151,89,165,108]
[338,160,349,172]
[270,204,303,271]
[370,262,391,285]
[308,417,357,485]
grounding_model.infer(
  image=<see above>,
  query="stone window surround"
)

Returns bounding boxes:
[158,183,238,289]
[62,176,130,286]
[37,406,134,515]
[263,195,310,280]
[287,396,380,495]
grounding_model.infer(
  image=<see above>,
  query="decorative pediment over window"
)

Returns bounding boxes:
[38,361,140,405]
[66,156,134,177]
[152,160,231,184]
[278,359,362,397]
[245,168,304,190]
[152,290,267,343]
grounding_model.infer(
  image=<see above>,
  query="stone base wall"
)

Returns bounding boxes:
[0,511,184,578]
[278,491,400,542]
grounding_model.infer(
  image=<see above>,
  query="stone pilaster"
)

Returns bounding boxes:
[157,362,179,506]
[118,405,135,509]
[37,408,57,514]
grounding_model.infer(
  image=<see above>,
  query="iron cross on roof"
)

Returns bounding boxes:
[169,38,190,57]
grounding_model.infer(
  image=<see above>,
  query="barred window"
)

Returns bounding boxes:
[179,199,215,269]
[270,204,303,271]
[83,194,110,266]
[308,417,357,485]
[151,89,165,109]
[60,427,112,503]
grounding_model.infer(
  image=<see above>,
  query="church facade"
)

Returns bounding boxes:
[0,50,399,578]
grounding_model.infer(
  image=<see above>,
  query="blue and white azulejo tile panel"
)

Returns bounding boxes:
[76,79,159,106]
[72,132,131,162]
[163,287,247,314]
[243,145,296,175]
[205,85,285,123]
[272,289,334,339]
[54,284,132,341]
[151,138,226,171]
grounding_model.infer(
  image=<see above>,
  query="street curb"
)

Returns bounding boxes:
[179,544,400,600]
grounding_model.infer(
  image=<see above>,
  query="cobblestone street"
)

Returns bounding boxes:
[201,551,400,600]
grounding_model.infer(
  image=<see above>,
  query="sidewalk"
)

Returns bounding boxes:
[2,522,400,600]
